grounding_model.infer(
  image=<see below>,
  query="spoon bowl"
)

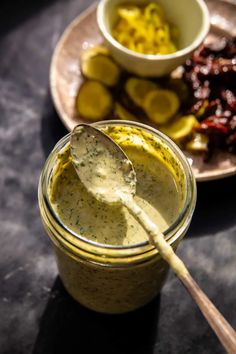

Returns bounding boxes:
[70,124,136,204]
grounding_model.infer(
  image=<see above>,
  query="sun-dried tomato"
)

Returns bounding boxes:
[198,118,228,135]
[221,90,236,112]
[182,36,236,158]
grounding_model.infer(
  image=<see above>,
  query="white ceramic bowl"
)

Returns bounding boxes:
[97,0,210,77]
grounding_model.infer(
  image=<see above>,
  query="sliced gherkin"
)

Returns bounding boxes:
[160,115,199,142]
[80,46,111,62]
[81,47,121,87]
[76,80,113,121]
[166,78,189,103]
[143,89,180,124]
[186,133,209,153]
[114,102,138,121]
[125,77,158,107]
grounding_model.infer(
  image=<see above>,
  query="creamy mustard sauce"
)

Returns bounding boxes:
[49,127,182,246]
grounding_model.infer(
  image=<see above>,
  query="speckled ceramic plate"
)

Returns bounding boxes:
[50,0,236,182]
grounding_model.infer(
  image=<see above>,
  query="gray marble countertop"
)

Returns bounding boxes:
[0,0,236,353]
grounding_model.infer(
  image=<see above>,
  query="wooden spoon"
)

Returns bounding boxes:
[71,124,236,354]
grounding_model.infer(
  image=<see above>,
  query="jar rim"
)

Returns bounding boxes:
[39,120,196,255]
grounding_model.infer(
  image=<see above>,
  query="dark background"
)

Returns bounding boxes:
[0,0,236,353]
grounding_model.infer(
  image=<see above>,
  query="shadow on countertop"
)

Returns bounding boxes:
[188,175,236,238]
[32,277,161,354]
[0,0,58,37]
[40,92,67,158]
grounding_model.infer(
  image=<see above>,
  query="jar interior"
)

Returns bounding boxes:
[45,122,192,250]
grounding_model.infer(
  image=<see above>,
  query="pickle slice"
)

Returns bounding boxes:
[143,89,180,124]
[160,115,199,142]
[114,102,138,121]
[76,80,113,121]
[81,50,121,87]
[166,78,189,103]
[80,46,110,61]
[125,77,158,107]
[185,133,209,153]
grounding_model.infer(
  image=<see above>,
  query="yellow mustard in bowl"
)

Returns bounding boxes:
[112,2,179,55]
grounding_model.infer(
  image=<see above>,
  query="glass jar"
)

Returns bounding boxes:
[38,121,196,314]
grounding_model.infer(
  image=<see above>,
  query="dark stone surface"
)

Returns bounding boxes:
[0,1,235,353]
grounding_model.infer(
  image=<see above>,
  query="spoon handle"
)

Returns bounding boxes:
[122,197,236,354]
[180,273,236,354]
